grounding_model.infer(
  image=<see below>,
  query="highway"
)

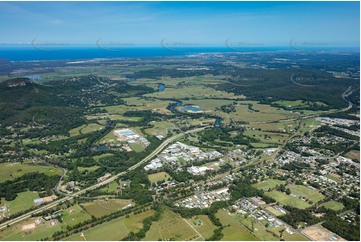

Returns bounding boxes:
[0,126,208,230]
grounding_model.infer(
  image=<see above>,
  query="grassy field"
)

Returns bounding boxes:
[78,165,101,172]
[61,204,92,228]
[229,101,298,123]
[148,172,172,184]
[144,85,244,100]
[264,205,284,217]
[69,123,104,137]
[143,209,199,241]
[99,181,119,193]
[129,143,145,152]
[252,179,285,191]
[81,199,132,218]
[244,130,289,145]
[67,210,154,241]
[320,201,345,211]
[144,121,175,137]
[186,215,217,240]
[216,209,258,241]
[265,191,311,209]
[273,100,327,109]
[0,191,39,217]
[287,185,325,203]
[0,162,62,183]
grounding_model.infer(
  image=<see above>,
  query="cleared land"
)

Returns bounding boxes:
[81,199,132,218]
[148,172,172,184]
[216,209,258,241]
[301,225,345,241]
[144,209,199,241]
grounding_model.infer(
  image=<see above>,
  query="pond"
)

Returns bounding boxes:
[180,105,203,113]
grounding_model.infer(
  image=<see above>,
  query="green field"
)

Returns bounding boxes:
[287,185,325,203]
[144,209,199,241]
[320,201,345,211]
[216,209,258,241]
[265,190,311,209]
[67,210,154,241]
[61,204,93,228]
[252,179,285,191]
[148,172,172,184]
[81,199,132,218]
[69,123,104,137]
[0,191,39,217]
[186,215,217,240]
[0,162,62,183]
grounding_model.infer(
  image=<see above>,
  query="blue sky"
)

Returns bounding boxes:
[0,1,359,47]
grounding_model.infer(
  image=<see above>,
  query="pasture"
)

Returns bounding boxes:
[81,199,132,218]
[61,204,92,228]
[186,215,217,240]
[216,209,258,241]
[67,210,154,241]
[143,209,199,241]
[0,162,62,183]
[1,191,39,216]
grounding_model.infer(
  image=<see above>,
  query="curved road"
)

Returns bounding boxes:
[0,126,208,230]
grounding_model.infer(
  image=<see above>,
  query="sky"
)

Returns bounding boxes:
[0,1,359,47]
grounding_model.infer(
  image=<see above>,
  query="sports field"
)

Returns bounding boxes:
[320,201,345,211]
[287,185,325,203]
[265,191,311,209]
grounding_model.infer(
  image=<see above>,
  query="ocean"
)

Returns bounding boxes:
[0,46,295,61]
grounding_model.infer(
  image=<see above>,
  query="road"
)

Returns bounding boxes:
[0,126,208,230]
